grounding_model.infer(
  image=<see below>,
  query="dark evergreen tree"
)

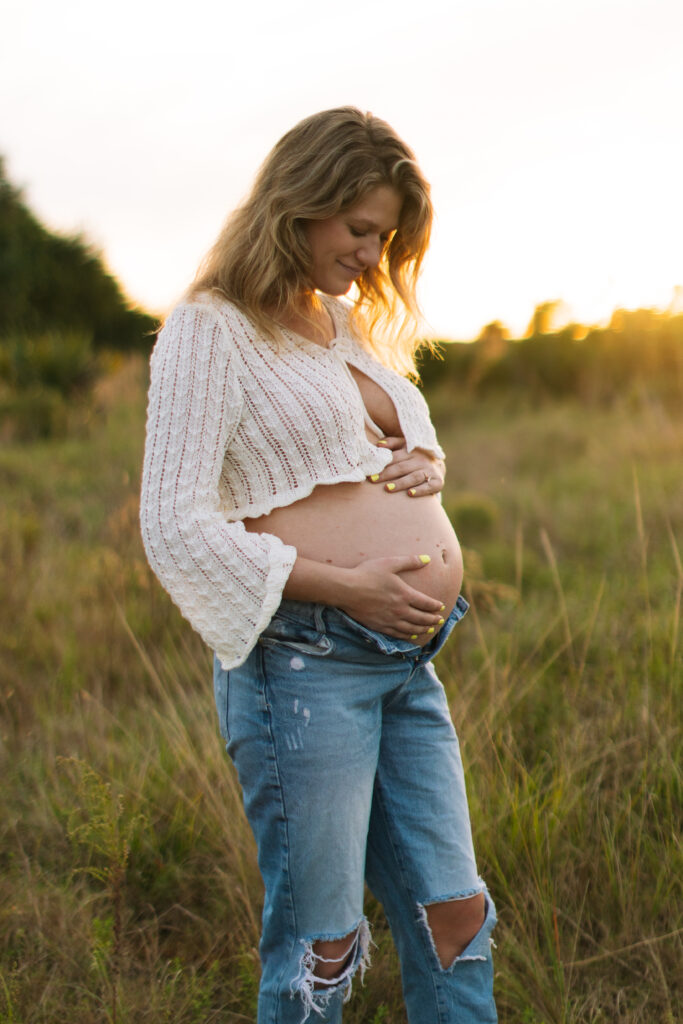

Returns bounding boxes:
[0,158,156,349]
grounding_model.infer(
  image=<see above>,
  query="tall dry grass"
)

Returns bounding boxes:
[0,357,680,1022]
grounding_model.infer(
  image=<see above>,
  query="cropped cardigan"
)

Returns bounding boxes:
[139,293,445,670]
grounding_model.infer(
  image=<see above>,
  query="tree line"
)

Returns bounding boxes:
[1,156,681,438]
[419,300,683,404]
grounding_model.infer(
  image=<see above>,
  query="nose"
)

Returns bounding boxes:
[355,236,383,268]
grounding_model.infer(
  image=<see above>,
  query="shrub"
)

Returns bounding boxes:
[447,492,500,539]
[0,330,98,440]
[0,329,96,395]
[0,385,70,441]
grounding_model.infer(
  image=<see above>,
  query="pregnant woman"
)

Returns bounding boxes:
[140,107,497,1024]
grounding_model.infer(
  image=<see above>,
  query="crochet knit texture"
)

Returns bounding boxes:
[140,294,445,669]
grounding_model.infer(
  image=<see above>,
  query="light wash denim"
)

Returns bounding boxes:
[213,596,497,1023]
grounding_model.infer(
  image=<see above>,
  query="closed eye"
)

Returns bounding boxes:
[350,227,394,247]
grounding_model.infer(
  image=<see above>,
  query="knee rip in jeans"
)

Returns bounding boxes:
[417,882,497,971]
[292,917,372,1020]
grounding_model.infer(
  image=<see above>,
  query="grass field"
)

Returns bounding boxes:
[1,355,681,1023]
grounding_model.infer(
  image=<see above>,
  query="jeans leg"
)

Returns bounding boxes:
[216,633,390,1023]
[365,661,497,1024]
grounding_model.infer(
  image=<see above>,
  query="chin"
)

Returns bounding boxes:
[317,282,353,297]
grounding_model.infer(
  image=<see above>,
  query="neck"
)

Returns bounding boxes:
[278,293,335,346]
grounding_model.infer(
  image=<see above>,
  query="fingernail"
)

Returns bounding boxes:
[377,439,387,445]
[370,474,380,482]
[427,627,435,634]
[440,604,445,611]
[410,634,418,640]
[408,488,416,496]
[419,554,431,564]
[386,483,396,491]
[438,617,445,625]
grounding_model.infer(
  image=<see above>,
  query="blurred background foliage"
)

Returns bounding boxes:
[0,158,155,349]
[419,302,683,406]
[1,155,682,444]
[0,159,157,440]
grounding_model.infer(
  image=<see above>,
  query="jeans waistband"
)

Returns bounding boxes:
[272,595,469,663]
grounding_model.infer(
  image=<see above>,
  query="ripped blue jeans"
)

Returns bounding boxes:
[213,597,497,1023]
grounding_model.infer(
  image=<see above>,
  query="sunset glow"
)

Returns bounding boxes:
[1,0,681,340]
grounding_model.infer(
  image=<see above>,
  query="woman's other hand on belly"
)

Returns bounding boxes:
[339,553,447,640]
[284,553,446,642]
[368,436,445,499]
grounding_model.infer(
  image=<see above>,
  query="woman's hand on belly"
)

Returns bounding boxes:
[338,553,448,639]
[368,436,445,499]
[283,553,446,641]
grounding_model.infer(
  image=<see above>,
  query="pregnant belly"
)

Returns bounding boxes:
[244,480,464,627]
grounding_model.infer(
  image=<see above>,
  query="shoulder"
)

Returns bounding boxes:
[162,291,242,330]
[159,292,270,355]
[151,295,250,383]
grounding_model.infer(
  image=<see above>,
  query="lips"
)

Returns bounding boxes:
[337,260,363,275]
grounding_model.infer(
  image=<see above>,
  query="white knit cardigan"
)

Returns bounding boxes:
[140,293,445,670]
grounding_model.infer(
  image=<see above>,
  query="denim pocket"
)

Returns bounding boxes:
[259,611,334,657]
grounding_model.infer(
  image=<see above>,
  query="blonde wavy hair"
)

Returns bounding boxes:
[189,107,434,376]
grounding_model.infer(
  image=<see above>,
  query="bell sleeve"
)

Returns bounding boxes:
[140,301,297,669]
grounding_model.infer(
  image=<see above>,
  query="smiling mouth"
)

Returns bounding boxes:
[338,260,363,275]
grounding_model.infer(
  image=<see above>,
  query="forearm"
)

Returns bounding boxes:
[282,556,356,606]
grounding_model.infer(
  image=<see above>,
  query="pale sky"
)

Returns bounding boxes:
[2,0,682,339]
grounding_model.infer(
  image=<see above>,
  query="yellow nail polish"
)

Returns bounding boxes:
[440,604,446,612]
[370,474,379,482]
[419,554,431,564]
[427,627,435,634]
[438,617,445,625]
[386,482,396,491]
[377,439,387,445]
[408,488,416,496]
[410,634,418,640]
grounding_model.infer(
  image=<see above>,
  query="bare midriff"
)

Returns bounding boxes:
[242,341,462,644]
[244,478,463,642]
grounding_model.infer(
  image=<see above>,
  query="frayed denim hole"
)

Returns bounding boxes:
[454,892,497,963]
[416,885,496,972]
[290,917,372,1020]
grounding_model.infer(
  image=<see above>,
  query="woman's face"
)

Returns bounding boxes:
[303,184,402,296]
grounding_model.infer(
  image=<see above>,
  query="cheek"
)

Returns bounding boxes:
[306,219,352,263]
[327,223,352,253]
